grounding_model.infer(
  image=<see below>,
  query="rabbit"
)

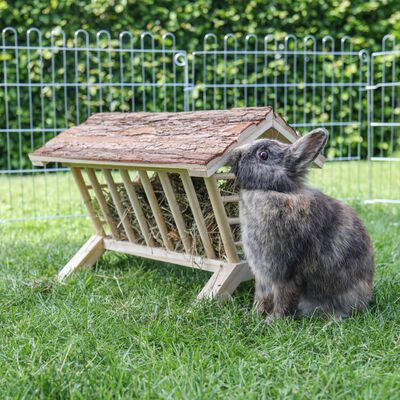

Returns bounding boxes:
[228,128,375,320]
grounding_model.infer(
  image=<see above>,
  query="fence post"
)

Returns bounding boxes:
[174,52,190,111]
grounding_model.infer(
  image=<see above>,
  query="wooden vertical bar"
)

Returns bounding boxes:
[120,169,155,247]
[204,176,239,263]
[103,169,136,243]
[158,171,192,253]
[71,167,105,236]
[86,168,120,240]
[138,170,173,251]
[180,171,216,260]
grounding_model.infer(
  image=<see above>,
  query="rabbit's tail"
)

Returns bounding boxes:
[297,280,373,318]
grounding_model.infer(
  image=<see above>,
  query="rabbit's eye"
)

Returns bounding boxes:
[258,150,269,161]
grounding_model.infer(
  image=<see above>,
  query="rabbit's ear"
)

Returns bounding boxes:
[289,129,328,169]
[227,143,251,171]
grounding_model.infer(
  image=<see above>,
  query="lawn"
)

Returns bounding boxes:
[0,166,399,399]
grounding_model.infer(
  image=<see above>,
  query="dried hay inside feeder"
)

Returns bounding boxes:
[100,173,243,261]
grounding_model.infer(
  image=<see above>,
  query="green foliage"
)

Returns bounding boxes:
[1,0,400,50]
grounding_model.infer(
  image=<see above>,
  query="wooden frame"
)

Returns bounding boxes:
[58,166,253,301]
[30,108,324,301]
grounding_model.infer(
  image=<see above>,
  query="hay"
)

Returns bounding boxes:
[99,172,242,260]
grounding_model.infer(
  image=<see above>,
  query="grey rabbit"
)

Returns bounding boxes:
[229,129,375,319]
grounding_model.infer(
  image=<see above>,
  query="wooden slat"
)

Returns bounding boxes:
[138,170,173,251]
[85,168,120,240]
[158,171,192,253]
[119,169,155,247]
[180,171,216,260]
[204,176,239,263]
[103,169,136,243]
[103,239,222,273]
[227,217,240,225]
[214,172,235,180]
[221,194,239,203]
[70,168,105,236]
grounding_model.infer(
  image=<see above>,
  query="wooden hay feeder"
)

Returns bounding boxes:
[30,107,323,300]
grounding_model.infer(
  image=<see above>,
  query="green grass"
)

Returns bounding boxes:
[0,167,400,399]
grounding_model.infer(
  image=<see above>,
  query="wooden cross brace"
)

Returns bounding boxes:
[57,235,253,301]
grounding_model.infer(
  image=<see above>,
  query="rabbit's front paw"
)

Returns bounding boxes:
[264,314,281,325]
[253,293,274,315]
[252,299,265,315]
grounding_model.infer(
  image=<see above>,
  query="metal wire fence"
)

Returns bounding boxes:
[0,28,189,223]
[367,35,400,202]
[192,34,369,158]
[0,28,399,224]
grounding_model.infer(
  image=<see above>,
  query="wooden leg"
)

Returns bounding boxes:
[197,262,253,303]
[57,235,105,282]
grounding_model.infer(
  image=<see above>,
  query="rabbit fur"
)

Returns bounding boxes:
[229,129,375,319]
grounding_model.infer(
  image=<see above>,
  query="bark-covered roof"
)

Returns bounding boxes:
[30,107,301,174]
